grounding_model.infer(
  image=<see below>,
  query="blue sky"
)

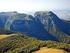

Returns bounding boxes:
[0,0,70,12]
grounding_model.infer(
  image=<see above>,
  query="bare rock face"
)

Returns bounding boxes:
[34,11,70,43]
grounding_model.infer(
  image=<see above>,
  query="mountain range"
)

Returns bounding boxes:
[0,11,70,43]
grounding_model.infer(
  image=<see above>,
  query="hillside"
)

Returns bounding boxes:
[0,33,70,53]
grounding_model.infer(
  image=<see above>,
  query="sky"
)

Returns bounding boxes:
[0,0,70,13]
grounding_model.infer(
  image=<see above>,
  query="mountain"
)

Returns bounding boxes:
[34,11,70,35]
[0,12,58,41]
[34,11,70,43]
[0,11,70,42]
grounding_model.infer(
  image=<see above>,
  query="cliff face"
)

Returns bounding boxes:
[34,11,70,43]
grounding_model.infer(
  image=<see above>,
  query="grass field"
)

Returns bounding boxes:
[33,47,67,53]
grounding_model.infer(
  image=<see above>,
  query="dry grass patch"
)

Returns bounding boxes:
[0,35,12,39]
[33,47,67,53]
